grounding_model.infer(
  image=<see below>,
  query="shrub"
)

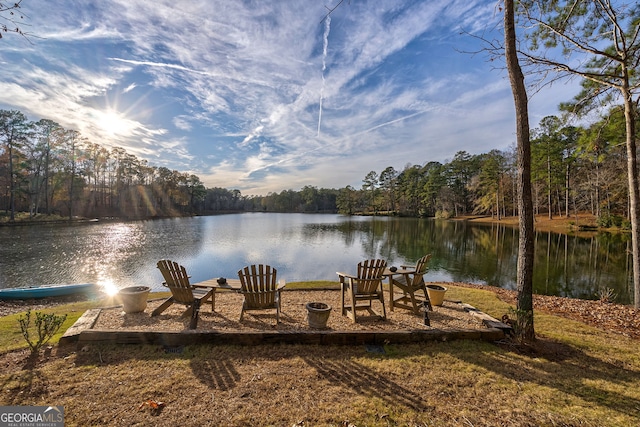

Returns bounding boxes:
[18,310,68,355]
[596,287,617,303]
[596,212,614,228]
[597,212,626,228]
[435,210,452,219]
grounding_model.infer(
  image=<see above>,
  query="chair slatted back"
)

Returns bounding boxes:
[238,264,279,309]
[410,254,432,287]
[157,260,195,304]
[355,259,387,294]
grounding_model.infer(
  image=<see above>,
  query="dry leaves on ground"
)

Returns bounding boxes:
[477,285,640,339]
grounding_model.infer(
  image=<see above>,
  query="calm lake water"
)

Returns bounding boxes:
[0,213,634,304]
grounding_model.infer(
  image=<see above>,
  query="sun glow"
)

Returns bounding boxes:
[96,109,136,137]
[98,278,120,297]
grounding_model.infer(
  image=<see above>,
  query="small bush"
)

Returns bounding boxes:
[596,287,617,303]
[597,212,626,228]
[18,310,68,355]
[435,210,452,219]
[596,212,613,228]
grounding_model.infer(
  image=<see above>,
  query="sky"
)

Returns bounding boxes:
[0,0,580,196]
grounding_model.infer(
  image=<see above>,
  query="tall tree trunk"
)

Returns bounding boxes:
[547,153,552,219]
[622,87,640,308]
[505,0,535,341]
[45,147,51,215]
[595,155,600,218]
[68,135,76,221]
[8,141,15,221]
[565,163,570,217]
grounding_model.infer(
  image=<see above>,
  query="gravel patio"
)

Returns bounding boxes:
[63,287,508,346]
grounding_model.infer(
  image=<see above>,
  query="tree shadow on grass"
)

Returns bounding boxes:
[66,330,640,420]
[190,358,242,391]
[458,336,640,418]
[302,356,434,413]
[192,344,435,416]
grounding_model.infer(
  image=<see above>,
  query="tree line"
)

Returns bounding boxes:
[0,110,209,220]
[0,104,636,224]
[345,106,635,227]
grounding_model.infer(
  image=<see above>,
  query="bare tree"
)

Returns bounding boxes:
[0,0,29,40]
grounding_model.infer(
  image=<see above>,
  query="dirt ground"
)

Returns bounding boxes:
[93,288,485,332]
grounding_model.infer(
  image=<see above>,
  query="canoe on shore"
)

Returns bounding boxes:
[0,283,97,300]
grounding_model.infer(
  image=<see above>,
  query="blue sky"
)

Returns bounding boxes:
[0,0,579,195]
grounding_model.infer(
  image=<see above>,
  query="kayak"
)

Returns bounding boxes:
[0,283,97,300]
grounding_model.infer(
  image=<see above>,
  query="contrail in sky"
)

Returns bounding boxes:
[317,16,331,137]
[254,109,433,174]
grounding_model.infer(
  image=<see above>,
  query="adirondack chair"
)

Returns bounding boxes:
[151,260,214,329]
[390,254,432,314]
[237,264,286,324]
[337,259,387,323]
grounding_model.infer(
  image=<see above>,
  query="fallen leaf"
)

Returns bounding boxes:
[138,399,166,411]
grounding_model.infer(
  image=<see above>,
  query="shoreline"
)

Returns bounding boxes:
[453,213,606,234]
[2,211,620,238]
[457,212,596,226]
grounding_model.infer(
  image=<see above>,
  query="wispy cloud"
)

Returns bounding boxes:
[122,83,137,93]
[0,0,571,194]
[110,57,210,75]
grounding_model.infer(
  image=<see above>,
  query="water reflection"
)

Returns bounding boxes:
[0,213,633,304]
[302,216,633,304]
[532,230,633,302]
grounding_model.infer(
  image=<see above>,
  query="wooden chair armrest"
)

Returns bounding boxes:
[336,271,356,279]
[391,272,410,282]
[277,280,286,290]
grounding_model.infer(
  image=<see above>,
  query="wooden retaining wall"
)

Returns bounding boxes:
[68,327,504,346]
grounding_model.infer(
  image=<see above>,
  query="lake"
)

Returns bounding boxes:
[0,213,633,304]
